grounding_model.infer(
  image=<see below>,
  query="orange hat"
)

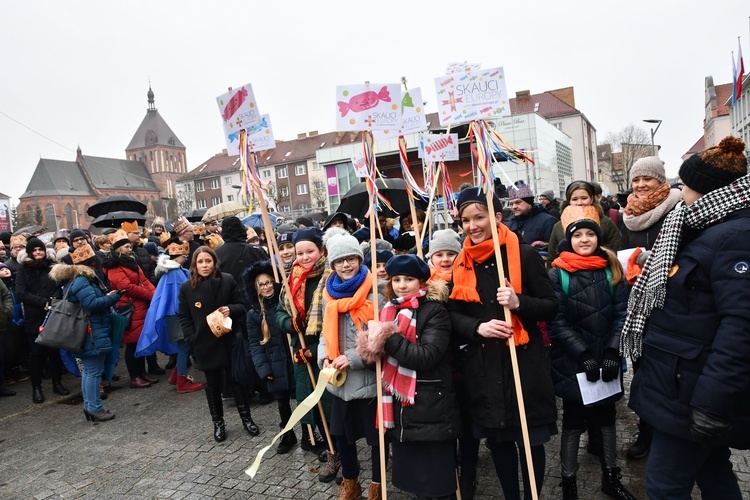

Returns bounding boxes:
[193,224,206,236]
[205,233,224,249]
[10,235,27,248]
[159,232,171,246]
[173,216,193,235]
[166,241,190,257]
[246,227,258,242]
[70,244,96,264]
[120,221,140,233]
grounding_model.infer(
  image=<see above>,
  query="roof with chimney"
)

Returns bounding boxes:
[510,87,582,119]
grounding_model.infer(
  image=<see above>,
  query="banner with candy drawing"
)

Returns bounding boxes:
[445,61,482,75]
[372,87,428,140]
[336,83,401,131]
[217,84,262,149]
[351,152,369,178]
[227,114,275,155]
[434,67,509,126]
[418,133,459,161]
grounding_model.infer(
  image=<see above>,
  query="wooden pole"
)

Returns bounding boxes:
[400,136,423,260]
[418,163,441,247]
[485,192,538,500]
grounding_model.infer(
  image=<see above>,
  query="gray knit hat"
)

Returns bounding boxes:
[629,156,666,183]
[540,190,555,202]
[324,227,363,268]
[428,229,461,257]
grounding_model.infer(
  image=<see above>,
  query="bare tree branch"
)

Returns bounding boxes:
[600,124,653,192]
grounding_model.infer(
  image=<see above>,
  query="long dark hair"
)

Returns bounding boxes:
[563,180,605,217]
[189,246,221,289]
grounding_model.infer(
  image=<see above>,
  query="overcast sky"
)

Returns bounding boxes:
[1,1,748,205]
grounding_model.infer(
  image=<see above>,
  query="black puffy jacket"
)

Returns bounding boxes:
[383,280,460,443]
[547,265,628,403]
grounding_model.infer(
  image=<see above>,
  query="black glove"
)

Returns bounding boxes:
[690,408,731,448]
[601,349,621,383]
[580,354,600,382]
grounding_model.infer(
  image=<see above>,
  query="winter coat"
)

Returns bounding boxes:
[0,280,11,330]
[546,215,622,264]
[504,204,558,244]
[14,249,59,335]
[317,287,381,402]
[133,245,157,286]
[448,244,559,430]
[382,280,461,443]
[49,263,120,358]
[178,272,246,371]
[102,255,155,344]
[247,284,293,395]
[620,215,666,251]
[545,199,561,220]
[215,241,268,308]
[547,266,628,403]
[629,207,750,449]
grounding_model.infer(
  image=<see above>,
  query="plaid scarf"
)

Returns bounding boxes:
[280,257,329,337]
[621,174,750,360]
[379,287,427,428]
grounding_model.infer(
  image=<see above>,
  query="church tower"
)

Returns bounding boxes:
[125,85,187,217]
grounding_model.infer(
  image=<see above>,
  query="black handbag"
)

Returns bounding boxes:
[36,285,89,353]
[114,302,133,329]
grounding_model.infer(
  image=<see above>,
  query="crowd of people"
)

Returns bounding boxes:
[1,135,749,499]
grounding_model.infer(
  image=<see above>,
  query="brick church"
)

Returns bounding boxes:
[17,87,186,231]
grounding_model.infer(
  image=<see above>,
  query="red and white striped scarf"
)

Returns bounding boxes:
[379,287,427,428]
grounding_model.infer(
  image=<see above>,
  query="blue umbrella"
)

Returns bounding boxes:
[242,212,276,228]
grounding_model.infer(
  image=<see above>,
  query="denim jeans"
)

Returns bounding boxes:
[176,339,190,376]
[647,429,742,499]
[81,354,107,413]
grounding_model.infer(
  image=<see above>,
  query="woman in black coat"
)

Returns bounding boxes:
[15,237,69,403]
[178,246,258,442]
[447,189,558,500]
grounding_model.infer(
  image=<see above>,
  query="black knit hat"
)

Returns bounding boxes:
[385,254,430,281]
[456,186,504,213]
[26,237,46,255]
[679,136,748,194]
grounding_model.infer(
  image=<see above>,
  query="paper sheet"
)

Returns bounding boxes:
[576,370,622,405]
[617,247,644,271]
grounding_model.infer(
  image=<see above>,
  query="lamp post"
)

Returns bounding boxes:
[643,119,662,156]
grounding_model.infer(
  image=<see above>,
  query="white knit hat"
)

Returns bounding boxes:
[324,227,363,268]
[428,229,461,257]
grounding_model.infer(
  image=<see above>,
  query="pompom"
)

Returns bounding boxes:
[322,226,349,246]
[718,136,746,155]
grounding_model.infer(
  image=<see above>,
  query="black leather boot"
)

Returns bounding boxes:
[32,386,45,404]
[626,420,652,459]
[276,429,297,454]
[601,467,636,500]
[232,385,259,436]
[52,380,70,396]
[561,475,578,500]
[458,465,477,500]
[204,386,226,442]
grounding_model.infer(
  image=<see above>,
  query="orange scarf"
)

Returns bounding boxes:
[624,182,670,216]
[322,271,374,360]
[551,251,608,272]
[450,224,529,345]
[429,268,453,283]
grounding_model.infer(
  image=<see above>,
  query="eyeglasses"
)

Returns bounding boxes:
[333,256,359,268]
[257,281,274,289]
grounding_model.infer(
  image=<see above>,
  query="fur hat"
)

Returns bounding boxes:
[109,229,130,250]
[456,186,504,212]
[70,244,96,264]
[0,232,10,246]
[324,227,363,268]
[120,221,139,233]
[630,156,666,184]
[10,235,27,249]
[679,136,748,194]
[393,232,416,252]
[508,181,534,202]
[561,205,602,243]
[166,241,190,257]
[428,229,461,256]
[323,212,349,231]
[172,216,192,235]
[242,260,276,303]
[26,237,46,255]
[385,254,430,281]
[221,216,247,243]
[293,227,324,247]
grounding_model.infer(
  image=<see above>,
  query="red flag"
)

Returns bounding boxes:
[737,39,745,102]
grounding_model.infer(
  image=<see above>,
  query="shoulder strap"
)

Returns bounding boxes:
[605,267,614,295]
[560,268,569,295]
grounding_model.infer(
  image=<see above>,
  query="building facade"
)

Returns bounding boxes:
[729,72,750,157]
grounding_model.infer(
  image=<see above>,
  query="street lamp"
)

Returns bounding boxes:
[643,119,662,156]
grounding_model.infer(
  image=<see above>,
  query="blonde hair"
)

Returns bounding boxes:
[255,273,274,345]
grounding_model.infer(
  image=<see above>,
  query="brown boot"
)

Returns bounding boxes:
[367,482,383,500]
[338,477,361,500]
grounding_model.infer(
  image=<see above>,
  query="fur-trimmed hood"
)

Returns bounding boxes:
[425,278,449,303]
[155,253,182,279]
[49,262,96,283]
[16,248,57,265]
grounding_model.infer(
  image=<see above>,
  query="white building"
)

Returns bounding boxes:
[728,72,750,157]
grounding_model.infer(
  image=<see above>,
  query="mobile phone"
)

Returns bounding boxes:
[117,289,128,295]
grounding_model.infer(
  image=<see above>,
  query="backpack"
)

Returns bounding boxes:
[559,267,613,296]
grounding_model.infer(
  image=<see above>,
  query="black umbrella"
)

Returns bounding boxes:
[336,178,428,219]
[91,211,146,228]
[184,209,207,222]
[13,224,46,236]
[87,195,148,218]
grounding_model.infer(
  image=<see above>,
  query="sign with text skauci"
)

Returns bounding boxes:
[434,67,509,126]
[419,133,459,161]
[336,83,401,131]
[227,114,275,155]
[217,84,262,150]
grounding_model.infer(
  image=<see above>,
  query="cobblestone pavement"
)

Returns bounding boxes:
[0,355,747,499]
